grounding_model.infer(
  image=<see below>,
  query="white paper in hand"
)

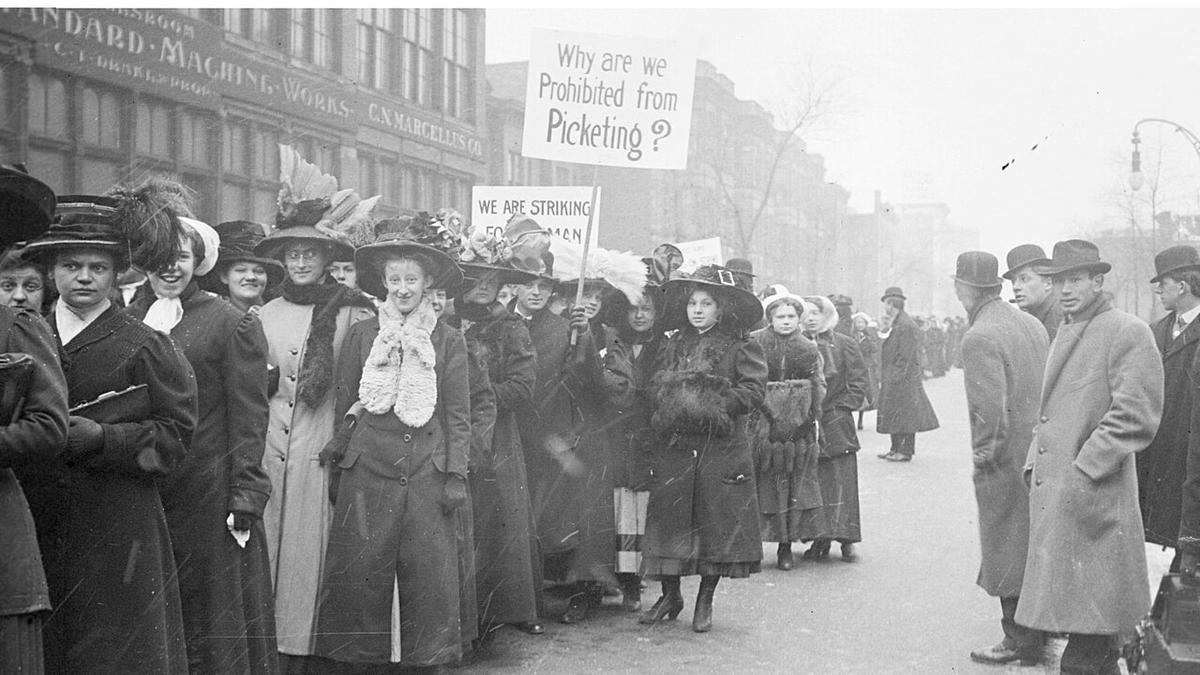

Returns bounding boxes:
[226,513,249,549]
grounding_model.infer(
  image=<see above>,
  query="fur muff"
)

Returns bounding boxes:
[652,370,734,437]
[763,379,813,442]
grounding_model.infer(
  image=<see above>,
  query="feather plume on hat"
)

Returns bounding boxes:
[275,144,379,248]
[104,177,194,272]
[548,235,647,306]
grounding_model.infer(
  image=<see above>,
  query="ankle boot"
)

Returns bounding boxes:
[639,576,684,624]
[693,575,718,633]
[618,573,642,612]
[777,543,794,570]
[561,583,601,624]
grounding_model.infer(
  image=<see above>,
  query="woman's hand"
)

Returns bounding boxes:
[568,306,590,335]
[440,474,468,514]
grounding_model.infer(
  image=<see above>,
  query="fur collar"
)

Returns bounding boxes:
[358,296,439,427]
[751,328,820,381]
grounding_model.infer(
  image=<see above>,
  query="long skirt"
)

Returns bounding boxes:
[0,614,41,675]
[614,488,649,574]
[758,437,826,543]
[456,493,478,652]
[816,453,861,543]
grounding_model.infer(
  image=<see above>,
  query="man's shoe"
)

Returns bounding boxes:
[885,453,911,462]
[776,543,794,570]
[840,543,858,563]
[970,642,1039,666]
[877,451,895,459]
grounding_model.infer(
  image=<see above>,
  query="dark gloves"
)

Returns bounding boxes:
[439,473,468,514]
[229,511,258,531]
[66,415,104,458]
[318,417,357,466]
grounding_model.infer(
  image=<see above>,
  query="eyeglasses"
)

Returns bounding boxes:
[284,250,323,263]
[0,281,43,293]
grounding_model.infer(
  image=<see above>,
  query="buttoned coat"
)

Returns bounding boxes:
[1016,297,1163,636]
[259,295,374,656]
[876,310,939,434]
[1137,310,1200,546]
[19,303,197,674]
[959,296,1047,598]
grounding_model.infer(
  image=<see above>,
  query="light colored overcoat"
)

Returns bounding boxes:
[960,296,1047,598]
[1016,297,1163,636]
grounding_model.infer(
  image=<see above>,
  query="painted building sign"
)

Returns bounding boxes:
[1,7,484,158]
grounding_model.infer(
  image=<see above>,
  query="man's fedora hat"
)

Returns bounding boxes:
[1150,244,1200,283]
[951,251,1003,288]
[880,286,906,302]
[1040,239,1111,276]
[1002,244,1052,281]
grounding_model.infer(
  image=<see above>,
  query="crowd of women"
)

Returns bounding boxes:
[0,151,874,674]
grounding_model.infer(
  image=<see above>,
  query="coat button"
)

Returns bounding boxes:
[282,425,289,434]
[288,374,296,381]
[1040,416,1048,423]
[399,477,408,486]
[288,400,294,407]
[290,348,299,355]
[1038,447,1045,454]
[403,433,412,443]
[1035,478,1043,486]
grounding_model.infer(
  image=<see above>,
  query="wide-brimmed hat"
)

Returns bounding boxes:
[1151,244,1200,283]
[1040,239,1111,276]
[950,251,1003,288]
[803,295,839,334]
[356,214,464,300]
[24,184,187,272]
[207,220,285,283]
[760,284,809,318]
[505,214,555,279]
[660,263,763,332]
[829,293,854,308]
[1002,244,1052,280]
[0,166,55,247]
[880,286,907,302]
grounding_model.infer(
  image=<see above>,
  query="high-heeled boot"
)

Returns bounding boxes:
[617,573,642,612]
[693,575,719,633]
[638,576,684,624]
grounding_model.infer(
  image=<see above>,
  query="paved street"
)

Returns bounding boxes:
[462,368,1170,674]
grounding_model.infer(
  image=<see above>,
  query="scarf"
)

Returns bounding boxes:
[143,296,184,334]
[358,295,439,427]
[282,278,377,409]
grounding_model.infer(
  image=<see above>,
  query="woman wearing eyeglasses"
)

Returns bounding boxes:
[252,211,375,669]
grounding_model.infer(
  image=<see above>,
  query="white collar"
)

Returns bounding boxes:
[1177,303,1200,327]
[55,297,112,346]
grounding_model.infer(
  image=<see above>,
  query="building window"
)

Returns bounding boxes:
[400,8,435,105]
[291,9,338,71]
[224,9,280,46]
[224,119,249,176]
[506,151,522,185]
[27,73,68,140]
[357,9,395,91]
[252,128,281,181]
[358,154,377,196]
[179,111,212,167]
[442,9,474,121]
[135,99,171,157]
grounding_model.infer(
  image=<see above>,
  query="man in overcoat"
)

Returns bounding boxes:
[1139,245,1200,566]
[876,286,939,461]
[952,252,1049,666]
[1017,239,1163,675]
[1003,244,1063,342]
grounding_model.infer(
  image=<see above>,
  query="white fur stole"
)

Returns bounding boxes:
[358,295,439,427]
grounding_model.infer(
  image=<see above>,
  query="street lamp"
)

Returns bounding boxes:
[1128,118,1200,192]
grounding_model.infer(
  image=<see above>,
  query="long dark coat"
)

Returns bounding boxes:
[1137,310,1200,546]
[448,301,542,626]
[19,303,197,674]
[0,307,67,621]
[854,327,881,409]
[129,285,278,674]
[748,328,825,543]
[1017,296,1162,636]
[1027,295,1064,343]
[608,326,667,491]
[814,330,868,543]
[642,326,767,577]
[315,317,471,666]
[876,310,939,434]
[959,296,1047,598]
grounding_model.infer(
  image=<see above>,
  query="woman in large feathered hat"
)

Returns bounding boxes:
[639,262,767,633]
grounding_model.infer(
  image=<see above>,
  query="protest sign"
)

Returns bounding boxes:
[675,237,723,273]
[521,28,696,170]
[471,186,601,247]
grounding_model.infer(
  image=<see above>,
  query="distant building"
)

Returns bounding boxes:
[881,201,979,316]
[0,8,487,223]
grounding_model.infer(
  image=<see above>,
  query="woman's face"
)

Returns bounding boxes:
[221,261,268,307]
[687,288,720,330]
[148,235,196,300]
[803,305,823,333]
[283,242,331,286]
[853,316,868,332]
[429,288,448,317]
[0,266,45,310]
[463,270,501,305]
[383,258,431,315]
[578,287,604,319]
[770,303,800,336]
[328,261,358,289]
[627,297,657,333]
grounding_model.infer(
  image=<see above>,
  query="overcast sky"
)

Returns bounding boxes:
[485,8,1200,257]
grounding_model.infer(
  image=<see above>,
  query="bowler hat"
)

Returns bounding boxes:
[1002,244,1052,281]
[1040,239,1111,276]
[880,286,906,302]
[1150,245,1200,283]
[951,251,1003,288]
